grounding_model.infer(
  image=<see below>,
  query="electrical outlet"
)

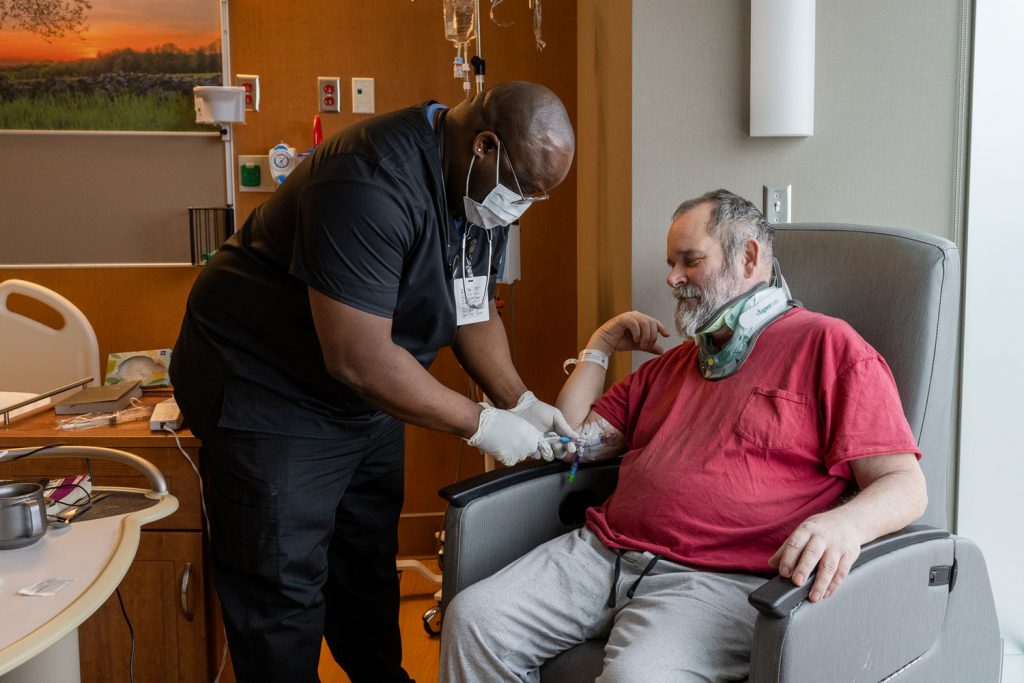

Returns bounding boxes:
[236,74,260,112]
[352,77,375,114]
[763,184,792,223]
[318,76,341,113]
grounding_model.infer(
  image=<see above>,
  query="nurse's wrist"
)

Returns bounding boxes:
[458,402,486,439]
[487,382,530,410]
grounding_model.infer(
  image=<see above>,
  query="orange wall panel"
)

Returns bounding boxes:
[1,267,198,369]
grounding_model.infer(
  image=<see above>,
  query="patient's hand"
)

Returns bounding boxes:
[768,510,862,603]
[589,311,669,356]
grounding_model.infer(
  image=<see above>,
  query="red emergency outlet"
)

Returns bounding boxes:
[236,74,260,112]
[317,76,341,113]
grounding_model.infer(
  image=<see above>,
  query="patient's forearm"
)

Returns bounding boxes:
[833,469,928,544]
[555,359,626,462]
[555,361,607,428]
[770,454,926,601]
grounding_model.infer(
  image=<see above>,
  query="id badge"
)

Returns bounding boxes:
[454,276,490,326]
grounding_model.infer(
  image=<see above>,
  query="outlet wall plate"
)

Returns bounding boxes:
[236,74,260,112]
[352,77,375,114]
[318,76,341,113]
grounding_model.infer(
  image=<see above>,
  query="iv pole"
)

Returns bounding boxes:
[472,0,485,95]
[219,0,236,221]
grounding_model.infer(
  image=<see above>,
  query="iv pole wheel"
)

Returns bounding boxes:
[422,605,442,636]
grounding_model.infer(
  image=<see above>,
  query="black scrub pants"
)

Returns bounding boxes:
[185,405,413,683]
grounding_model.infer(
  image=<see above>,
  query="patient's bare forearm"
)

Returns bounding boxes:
[834,469,928,544]
[771,453,926,602]
[555,360,607,427]
[556,363,626,461]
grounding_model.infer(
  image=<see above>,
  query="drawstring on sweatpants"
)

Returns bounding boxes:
[607,549,626,608]
[627,555,661,599]
[607,550,662,608]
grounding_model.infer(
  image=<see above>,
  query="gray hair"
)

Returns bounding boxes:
[672,189,774,266]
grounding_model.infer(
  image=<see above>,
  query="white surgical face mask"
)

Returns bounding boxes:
[463,141,533,230]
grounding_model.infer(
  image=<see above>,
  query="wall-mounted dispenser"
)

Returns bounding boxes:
[193,86,247,126]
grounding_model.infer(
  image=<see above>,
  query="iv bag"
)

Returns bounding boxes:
[443,0,477,46]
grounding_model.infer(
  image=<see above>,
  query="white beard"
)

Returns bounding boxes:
[673,264,745,339]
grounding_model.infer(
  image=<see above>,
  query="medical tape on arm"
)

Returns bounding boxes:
[576,414,626,462]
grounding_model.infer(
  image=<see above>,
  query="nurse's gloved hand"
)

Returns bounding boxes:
[509,391,579,455]
[467,406,552,467]
[545,434,579,464]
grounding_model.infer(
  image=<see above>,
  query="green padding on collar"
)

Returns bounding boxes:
[695,284,794,380]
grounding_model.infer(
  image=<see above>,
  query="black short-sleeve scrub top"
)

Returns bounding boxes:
[171,102,510,437]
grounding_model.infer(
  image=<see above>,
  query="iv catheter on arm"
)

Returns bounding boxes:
[552,311,670,466]
[551,354,628,466]
[544,414,627,467]
[543,435,581,480]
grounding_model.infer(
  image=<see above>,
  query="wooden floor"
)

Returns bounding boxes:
[317,559,442,683]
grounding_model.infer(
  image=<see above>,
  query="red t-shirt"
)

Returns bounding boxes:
[586,308,921,575]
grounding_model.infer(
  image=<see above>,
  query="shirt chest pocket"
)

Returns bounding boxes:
[734,387,818,450]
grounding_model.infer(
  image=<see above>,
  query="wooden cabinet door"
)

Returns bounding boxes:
[78,530,208,682]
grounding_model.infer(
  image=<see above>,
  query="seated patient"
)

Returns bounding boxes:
[439,189,928,682]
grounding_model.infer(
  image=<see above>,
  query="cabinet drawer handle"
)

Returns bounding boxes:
[180,561,195,621]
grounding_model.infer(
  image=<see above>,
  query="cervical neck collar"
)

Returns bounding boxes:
[695,263,799,380]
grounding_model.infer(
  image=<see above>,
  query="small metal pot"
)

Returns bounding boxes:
[0,481,47,550]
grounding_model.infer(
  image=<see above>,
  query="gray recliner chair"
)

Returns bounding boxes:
[439,224,1003,682]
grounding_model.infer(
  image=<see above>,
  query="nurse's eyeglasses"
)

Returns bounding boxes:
[496,135,551,207]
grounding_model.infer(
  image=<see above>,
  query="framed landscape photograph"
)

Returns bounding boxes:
[0,0,222,132]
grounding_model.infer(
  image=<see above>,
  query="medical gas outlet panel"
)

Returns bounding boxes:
[236,75,377,193]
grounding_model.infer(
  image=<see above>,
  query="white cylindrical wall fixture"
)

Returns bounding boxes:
[750,0,815,137]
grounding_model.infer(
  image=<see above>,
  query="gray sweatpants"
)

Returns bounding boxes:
[439,527,765,683]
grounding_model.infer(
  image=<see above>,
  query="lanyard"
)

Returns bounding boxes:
[459,226,492,309]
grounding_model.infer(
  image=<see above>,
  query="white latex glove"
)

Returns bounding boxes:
[545,434,579,464]
[467,406,552,466]
[509,391,579,446]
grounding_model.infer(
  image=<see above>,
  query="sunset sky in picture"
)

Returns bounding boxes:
[0,0,220,65]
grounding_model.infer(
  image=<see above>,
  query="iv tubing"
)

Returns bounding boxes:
[473,0,484,93]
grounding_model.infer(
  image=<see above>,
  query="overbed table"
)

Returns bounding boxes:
[0,487,178,681]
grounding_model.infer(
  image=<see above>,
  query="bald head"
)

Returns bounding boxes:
[479,82,575,145]
[448,81,575,196]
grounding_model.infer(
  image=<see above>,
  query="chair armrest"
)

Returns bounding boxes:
[748,524,950,617]
[439,459,621,508]
[440,461,563,507]
[439,459,621,610]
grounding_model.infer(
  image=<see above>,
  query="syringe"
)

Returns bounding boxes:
[544,435,583,482]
